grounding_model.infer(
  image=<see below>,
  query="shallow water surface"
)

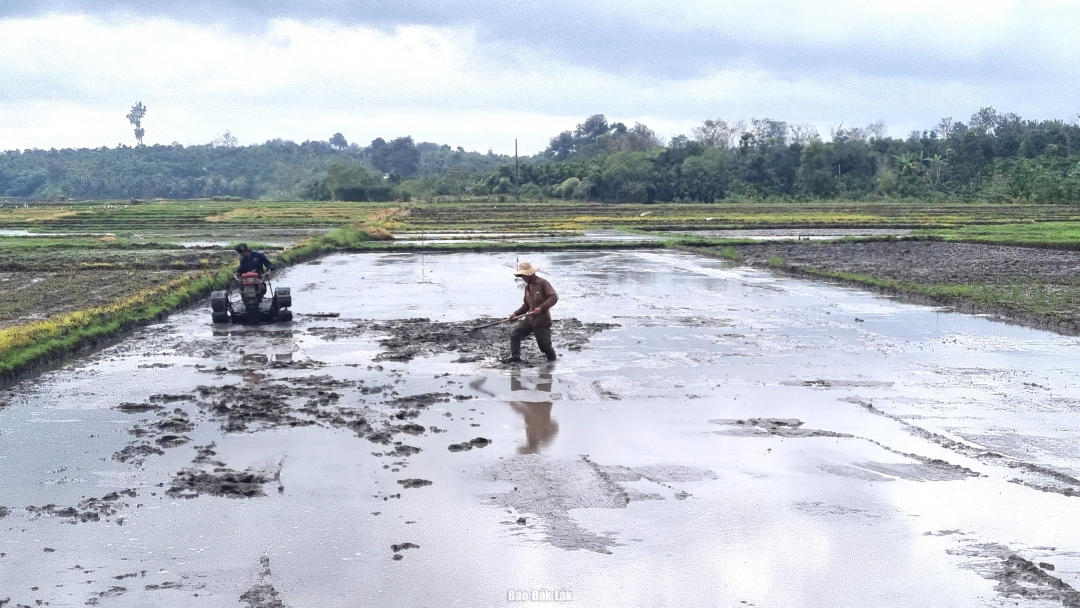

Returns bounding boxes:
[2,250,1080,607]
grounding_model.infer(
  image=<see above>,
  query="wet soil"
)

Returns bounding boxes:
[711,418,854,438]
[24,489,138,524]
[847,397,1080,497]
[950,542,1080,606]
[721,239,1080,332]
[485,455,716,554]
[730,240,1080,284]
[308,317,617,366]
[168,467,276,499]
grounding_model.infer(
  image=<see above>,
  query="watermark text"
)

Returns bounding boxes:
[507,588,574,602]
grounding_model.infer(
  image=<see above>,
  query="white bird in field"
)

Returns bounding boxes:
[640,211,652,216]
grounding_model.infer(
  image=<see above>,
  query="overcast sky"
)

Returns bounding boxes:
[2,0,1078,154]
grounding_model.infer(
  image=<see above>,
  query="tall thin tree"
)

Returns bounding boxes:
[126,102,147,146]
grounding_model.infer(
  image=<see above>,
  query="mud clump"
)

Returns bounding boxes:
[391,542,420,561]
[114,407,194,464]
[112,442,165,466]
[115,403,163,413]
[86,586,127,605]
[128,408,194,442]
[0,506,7,518]
[309,317,617,366]
[192,375,367,435]
[449,437,492,452]
[389,444,421,457]
[955,543,1080,605]
[25,489,137,524]
[397,478,433,489]
[145,581,182,591]
[167,468,272,499]
[150,393,191,403]
[397,423,426,435]
[390,392,451,409]
[711,418,853,438]
[156,435,189,448]
[193,442,226,467]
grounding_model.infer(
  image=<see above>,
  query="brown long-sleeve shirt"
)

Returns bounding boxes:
[513,277,558,326]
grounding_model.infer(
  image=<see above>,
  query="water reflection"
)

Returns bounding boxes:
[242,353,268,385]
[510,364,559,454]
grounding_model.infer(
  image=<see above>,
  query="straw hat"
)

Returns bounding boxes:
[514,262,540,276]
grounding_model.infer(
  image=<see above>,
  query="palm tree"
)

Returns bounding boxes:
[893,152,923,177]
[923,154,947,190]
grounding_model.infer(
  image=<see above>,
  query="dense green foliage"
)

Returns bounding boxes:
[0,136,510,200]
[6,107,1080,203]
[502,109,1080,203]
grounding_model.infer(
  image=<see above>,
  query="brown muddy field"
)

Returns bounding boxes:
[731,240,1080,284]
[4,250,1080,607]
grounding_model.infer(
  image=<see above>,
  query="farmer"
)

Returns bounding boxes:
[508,262,558,363]
[233,243,274,296]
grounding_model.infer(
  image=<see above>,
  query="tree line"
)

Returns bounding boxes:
[0,135,507,201]
[3,107,1080,203]
[494,109,1080,204]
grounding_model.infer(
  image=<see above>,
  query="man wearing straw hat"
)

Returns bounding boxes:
[507,262,559,363]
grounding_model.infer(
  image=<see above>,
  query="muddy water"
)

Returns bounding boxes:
[3,251,1080,607]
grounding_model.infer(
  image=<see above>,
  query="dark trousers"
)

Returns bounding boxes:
[511,322,556,360]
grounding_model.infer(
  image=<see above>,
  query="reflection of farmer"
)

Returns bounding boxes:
[507,262,558,363]
[510,366,559,454]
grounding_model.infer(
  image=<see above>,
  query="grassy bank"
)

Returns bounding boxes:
[0,269,231,378]
[920,221,1080,249]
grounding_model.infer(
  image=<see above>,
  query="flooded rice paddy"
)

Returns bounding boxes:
[665,227,913,240]
[392,229,663,245]
[2,250,1080,607]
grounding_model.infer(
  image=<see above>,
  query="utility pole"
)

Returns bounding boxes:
[515,139,520,203]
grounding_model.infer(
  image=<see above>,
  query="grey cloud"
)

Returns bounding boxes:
[2,0,1068,86]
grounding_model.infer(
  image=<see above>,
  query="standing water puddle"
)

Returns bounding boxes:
[1,250,1079,607]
